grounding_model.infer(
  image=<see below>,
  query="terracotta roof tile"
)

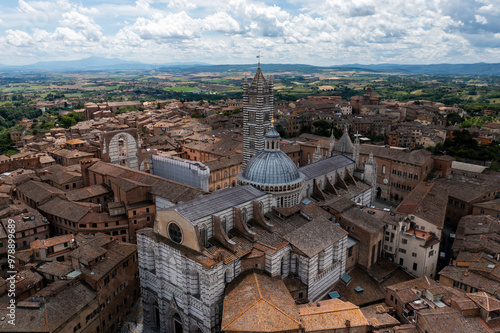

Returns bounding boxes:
[221,271,302,332]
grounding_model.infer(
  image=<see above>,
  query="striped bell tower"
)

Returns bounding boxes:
[242,58,274,167]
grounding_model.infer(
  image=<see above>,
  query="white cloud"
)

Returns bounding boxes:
[53,27,87,43]
[475,14,488,24]
[60,10,102,41]
[122,12,200,40]
[5,29,32,46]
[136,0,151,10]
[0,0,498,65]
[17,0,36,14]
[204,12,241,33]
[168,0,197,11]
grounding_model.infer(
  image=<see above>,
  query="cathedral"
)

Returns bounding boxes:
[137,64,377,333]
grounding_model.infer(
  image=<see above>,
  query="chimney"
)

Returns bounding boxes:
[345,320,351,327]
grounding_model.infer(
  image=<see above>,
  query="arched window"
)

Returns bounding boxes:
[224,171,227,178]
[200,227,207,247]
[192,271,200,298]
[216,173,220,181]
[221,217,227,234]
[153,301,160,328]
[232,168,235,176]
[150,246,156,273]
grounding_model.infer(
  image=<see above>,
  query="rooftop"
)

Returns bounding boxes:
[299,299,370,331]
[170,185,268,223]
[221,271,302,332]
[299,154,353,181]
[360,144,432,165]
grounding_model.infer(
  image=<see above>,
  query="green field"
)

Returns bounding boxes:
[163,86,200,92]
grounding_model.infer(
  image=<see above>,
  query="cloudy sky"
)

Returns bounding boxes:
[0,0,499,66]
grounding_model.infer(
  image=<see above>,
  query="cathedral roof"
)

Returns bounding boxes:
[172,185,267,222]
[299,155,354,181]
[335,129,354,154]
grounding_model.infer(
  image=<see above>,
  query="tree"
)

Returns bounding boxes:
[58,112,84,128]
[312,120,331,137]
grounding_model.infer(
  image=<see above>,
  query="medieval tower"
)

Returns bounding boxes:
[242,61,274,167]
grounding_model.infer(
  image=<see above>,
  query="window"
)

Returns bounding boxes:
[133,210,137,216]
[399,258,404,266]
[390,294,394,301]
[104,276,110,286]
[429,250,434,257]
[168,223,183,244]
[146,208,150,213]
[412,252,417,257]
[399,248,406,254]
[453,280,460,288]
[348,247,353,257]
[382,165,386,174]
[402,239,408,244]
[413,263,418,271]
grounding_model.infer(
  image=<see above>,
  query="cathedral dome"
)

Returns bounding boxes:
[241,150,302,186]
[238,126,304,188]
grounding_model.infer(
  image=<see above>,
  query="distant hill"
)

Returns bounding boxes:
[0,57,499,75]
[337,63,500,75]
[0,57,210,72]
